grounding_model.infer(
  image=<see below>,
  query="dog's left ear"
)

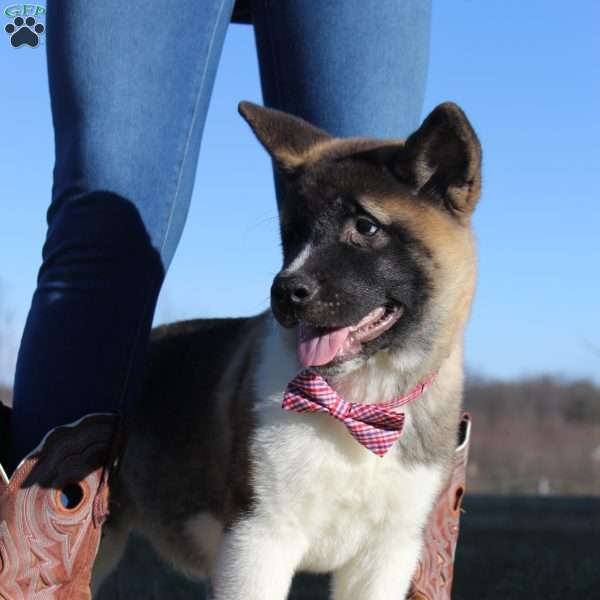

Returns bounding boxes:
[239,101,331,174]
[360,103,482,217]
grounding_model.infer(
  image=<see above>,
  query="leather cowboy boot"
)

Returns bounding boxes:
[0,409,116,599]
[408,413,472,600]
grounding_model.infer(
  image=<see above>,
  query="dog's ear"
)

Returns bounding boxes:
[239,101,331,173]
[358,103,482,217]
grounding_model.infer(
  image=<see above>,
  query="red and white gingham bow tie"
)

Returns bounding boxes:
[282,370,435,457]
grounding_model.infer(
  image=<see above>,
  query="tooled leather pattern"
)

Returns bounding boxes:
[0,415,114,599]
[407,414,471,600]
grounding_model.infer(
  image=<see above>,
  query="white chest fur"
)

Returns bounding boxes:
[248,318,443,574]
[251,405,442,573]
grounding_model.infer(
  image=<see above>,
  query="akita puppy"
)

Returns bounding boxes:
[95,101,481,600]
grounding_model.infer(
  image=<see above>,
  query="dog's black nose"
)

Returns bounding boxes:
[273,274,318,306]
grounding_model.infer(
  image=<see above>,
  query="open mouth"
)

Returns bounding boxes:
[297,305,404,368]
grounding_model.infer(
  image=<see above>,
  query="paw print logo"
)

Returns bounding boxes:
[5,16,45,48]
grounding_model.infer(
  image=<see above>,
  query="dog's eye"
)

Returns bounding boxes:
[355,218,380,237]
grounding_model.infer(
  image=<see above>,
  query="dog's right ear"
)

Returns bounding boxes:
[239,102,331,174]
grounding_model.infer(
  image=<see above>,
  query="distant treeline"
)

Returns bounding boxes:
[463,375,600,495]
[464,374,600,424]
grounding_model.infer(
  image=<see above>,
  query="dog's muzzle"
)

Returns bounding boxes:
[271,273,319,326]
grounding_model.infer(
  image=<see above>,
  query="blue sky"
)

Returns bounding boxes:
[0,1,599,385]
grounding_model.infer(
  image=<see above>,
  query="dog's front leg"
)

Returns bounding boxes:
[212,518,306,600]
[331,529,422,600]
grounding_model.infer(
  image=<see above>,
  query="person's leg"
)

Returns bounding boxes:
[251,0,431,142]
[10,0,236,465]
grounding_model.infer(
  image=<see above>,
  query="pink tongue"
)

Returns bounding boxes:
[297,323,351,367]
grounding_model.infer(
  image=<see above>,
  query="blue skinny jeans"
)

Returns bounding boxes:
[10,0,431,464]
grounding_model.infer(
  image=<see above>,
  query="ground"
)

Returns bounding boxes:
[97,495,600,599]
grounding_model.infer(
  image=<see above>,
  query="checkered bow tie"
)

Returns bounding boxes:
[282,370,434,457]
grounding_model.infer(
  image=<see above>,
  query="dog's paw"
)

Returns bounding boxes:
[5,16,44,48]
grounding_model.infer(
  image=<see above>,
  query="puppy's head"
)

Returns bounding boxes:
[240,102,482,375]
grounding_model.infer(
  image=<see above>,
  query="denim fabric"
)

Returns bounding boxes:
[10,0,431,464]
[252,0,431,139]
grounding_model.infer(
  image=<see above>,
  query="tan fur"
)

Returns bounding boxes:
[378,195,478,355]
